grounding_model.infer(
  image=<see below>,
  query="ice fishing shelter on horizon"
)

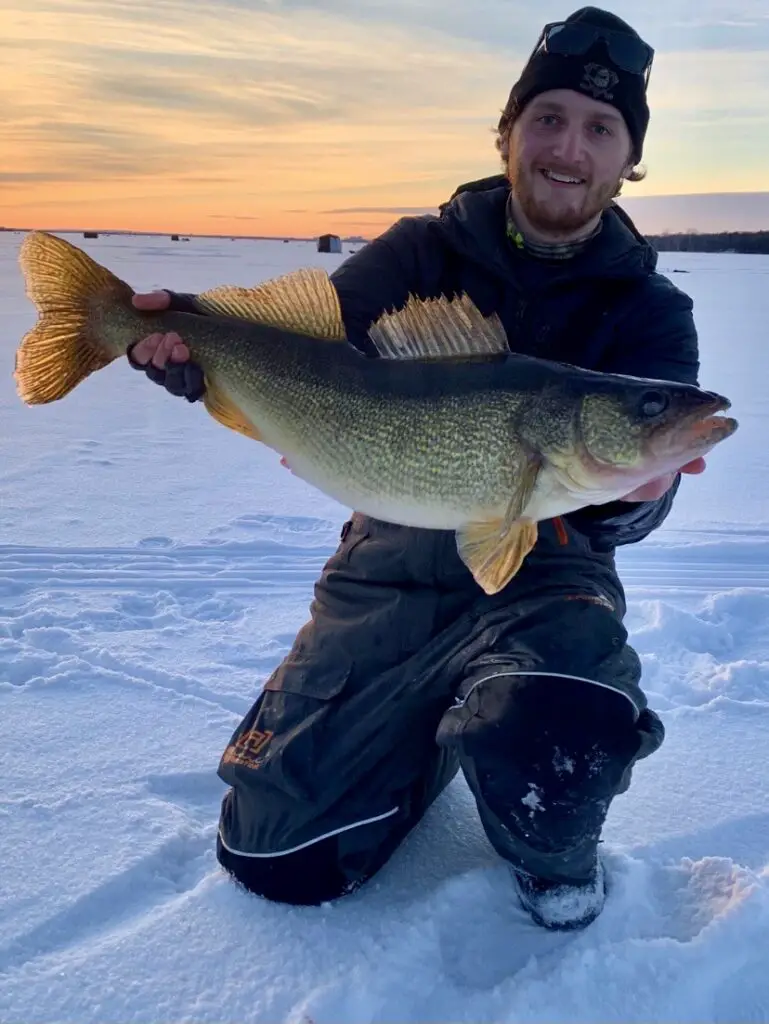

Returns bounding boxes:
[317,233,342,254]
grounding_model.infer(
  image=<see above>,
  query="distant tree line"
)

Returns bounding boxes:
[647,230,769,255]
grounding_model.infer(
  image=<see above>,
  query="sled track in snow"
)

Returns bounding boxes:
[617,558,769,592]
[2,537,769,597]
[619,538,769,593]
[0,541,328,596]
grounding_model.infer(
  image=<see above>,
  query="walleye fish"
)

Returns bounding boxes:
[15,231,738,594]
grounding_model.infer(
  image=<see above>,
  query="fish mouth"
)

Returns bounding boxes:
[659,391,738,457]
[681,392,737,442]
[689,412,739,442]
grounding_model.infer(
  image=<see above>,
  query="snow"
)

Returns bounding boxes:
[2,229,769,1022]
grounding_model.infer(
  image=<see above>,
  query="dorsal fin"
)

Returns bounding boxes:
[194,267,346,342]
[368,293,509,361]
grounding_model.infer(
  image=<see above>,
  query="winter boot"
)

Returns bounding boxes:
[511,856,606,930]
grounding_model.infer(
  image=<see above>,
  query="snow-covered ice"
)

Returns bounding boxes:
[2,230,769,1022]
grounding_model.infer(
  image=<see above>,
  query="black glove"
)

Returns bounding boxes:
[127,343,206,403]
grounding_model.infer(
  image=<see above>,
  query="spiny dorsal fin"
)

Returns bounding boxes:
[368,293,509,361]
[193,268,346,342]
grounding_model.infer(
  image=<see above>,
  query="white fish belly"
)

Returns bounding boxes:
[523,468,622,522]
[289,454,496,529]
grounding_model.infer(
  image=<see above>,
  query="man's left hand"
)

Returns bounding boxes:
[620,457,706,502]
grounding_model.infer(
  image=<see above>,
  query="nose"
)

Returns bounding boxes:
[550,125,586,166]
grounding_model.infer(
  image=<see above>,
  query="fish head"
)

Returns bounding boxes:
[533,372,738,500]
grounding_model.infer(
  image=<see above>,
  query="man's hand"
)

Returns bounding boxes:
[130,291,191,367]
[127,291,203,401]
[620,457,706,502]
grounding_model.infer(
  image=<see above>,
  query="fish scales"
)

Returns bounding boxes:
[182,316,532,516]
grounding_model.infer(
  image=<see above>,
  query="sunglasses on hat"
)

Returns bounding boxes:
[531,21,654,82]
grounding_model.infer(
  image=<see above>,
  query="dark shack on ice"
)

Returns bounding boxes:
[317,233,342,254]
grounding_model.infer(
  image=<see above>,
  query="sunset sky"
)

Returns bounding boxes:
[3,0,769,238]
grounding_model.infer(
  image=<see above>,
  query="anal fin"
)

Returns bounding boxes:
[456,516,538,595]
[203,379,263,442]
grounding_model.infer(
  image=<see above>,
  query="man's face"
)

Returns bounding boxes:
[507,88,634,237]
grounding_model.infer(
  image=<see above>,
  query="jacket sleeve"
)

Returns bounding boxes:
[330,218,436,354]
[566,278,701,549]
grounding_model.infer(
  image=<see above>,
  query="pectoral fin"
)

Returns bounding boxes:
[203,380,263,442]
[456,457,542,593]
[456,516,539,595]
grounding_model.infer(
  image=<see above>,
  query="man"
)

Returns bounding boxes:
[128,7,703,930]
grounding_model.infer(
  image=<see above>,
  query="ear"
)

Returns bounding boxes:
[496,125,512,164]
[623,143,637,178]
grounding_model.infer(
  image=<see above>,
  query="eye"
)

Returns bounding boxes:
[538,114,560,126]
[591,123,611,136]
[639,390,670,418]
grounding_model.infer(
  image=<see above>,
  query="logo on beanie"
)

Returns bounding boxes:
[580,63,619,100]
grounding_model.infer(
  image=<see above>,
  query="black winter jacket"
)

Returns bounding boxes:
[332,177,699,549]
[168,176,699,552]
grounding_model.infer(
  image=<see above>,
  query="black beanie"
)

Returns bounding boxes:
[501,7,651,163]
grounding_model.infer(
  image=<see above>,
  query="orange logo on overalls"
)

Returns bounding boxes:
[222,727,274,768]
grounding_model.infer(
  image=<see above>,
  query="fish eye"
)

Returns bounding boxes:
[639,389,670,419]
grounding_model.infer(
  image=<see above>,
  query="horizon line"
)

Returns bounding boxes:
[3,189,769,241]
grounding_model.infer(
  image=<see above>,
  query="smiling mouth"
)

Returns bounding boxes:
[540,168,585,185]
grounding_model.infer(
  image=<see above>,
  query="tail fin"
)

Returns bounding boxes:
[15,231,133,404]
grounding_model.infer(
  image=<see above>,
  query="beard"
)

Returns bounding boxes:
[508,153,622,239]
